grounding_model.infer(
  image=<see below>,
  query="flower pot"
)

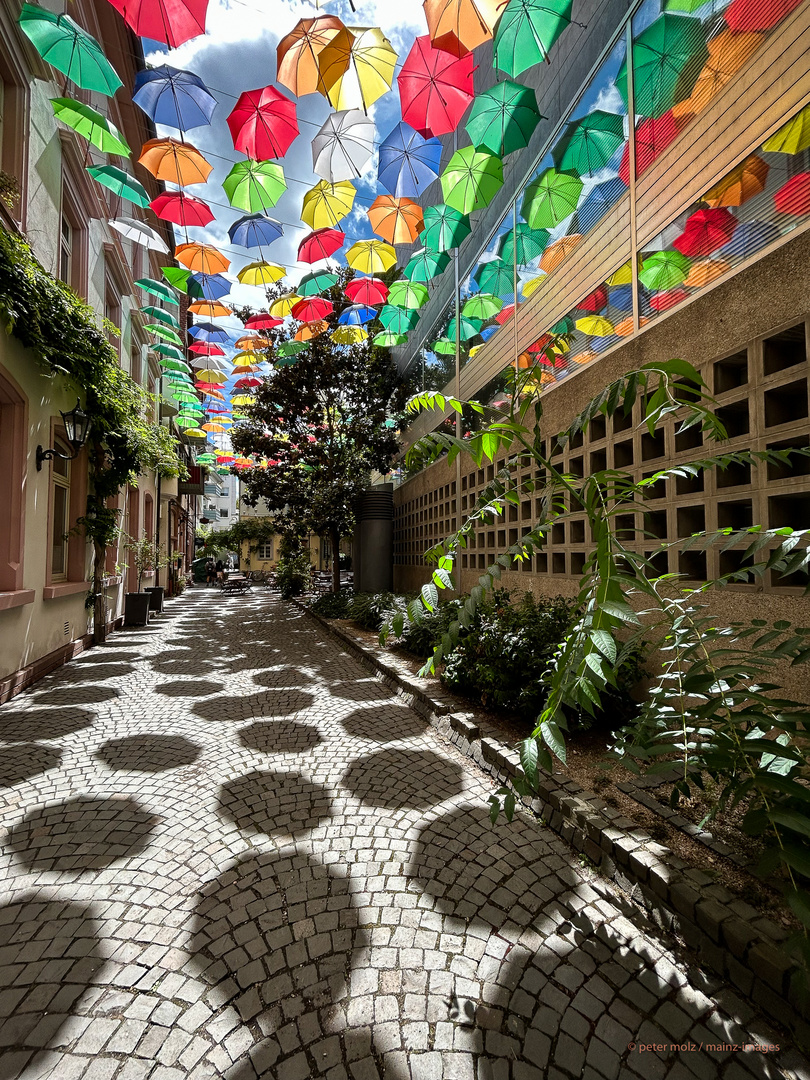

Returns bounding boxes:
[124,592,151,627]
[144,586,165,613]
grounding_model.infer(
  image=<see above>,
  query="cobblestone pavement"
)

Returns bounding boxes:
[0,591,806,1080]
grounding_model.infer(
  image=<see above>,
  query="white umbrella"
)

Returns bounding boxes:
[311,109,375,184]
[109,216,169,253]
[190,356,230,372]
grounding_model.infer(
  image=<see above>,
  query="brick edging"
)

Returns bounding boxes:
[297,600,810,1044]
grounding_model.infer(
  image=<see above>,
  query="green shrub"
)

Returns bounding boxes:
[276,551,312,599]
[348,592,408,632]
[310,589,354,618]
[399,598,463,657]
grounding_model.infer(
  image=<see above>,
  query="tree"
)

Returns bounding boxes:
[231,270,405,593]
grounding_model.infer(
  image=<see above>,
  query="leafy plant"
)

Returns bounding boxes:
[275,547,312,599]
[348,592,407,632]
[123,534,170,592]
[310,589,354,618]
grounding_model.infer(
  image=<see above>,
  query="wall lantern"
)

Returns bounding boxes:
[36,399,91,471]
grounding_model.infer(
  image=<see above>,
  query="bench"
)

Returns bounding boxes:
[221,576,252,595]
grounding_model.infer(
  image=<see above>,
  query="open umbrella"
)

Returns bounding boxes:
[397,35,475,138]
[298,270,339,295]
[620,110,686,183]
[774,174,810,217]
[228,214,284,249]
[404,247,450,281]
[292,297,333,321]
[493,0,577,77]
[373,332,408,347]
[462,293,503,319]
[465,79,542,156]
[139,138,212,185]
[150,192,213,227]
[432,338,456,355]
[51,99,130,156]
[19,5,122,95]
[188,343,225,357]
[154,344,186,361]
[553,110,624,176]
[448,314,482,340]
[377,122,443,198]
[332,325,368,345]
[140,306,180,331]
[132,64,216,130]
[521,168,583,229]
[616,14,708,120]
[424,0,501,56]
[684,258,730,288]
[346,240,397,275]
[718,219,780,259]
[380,305,420,333]
[105,0,208,47]
[475,258,514,295]
[420,203,471,251]
[497,222,549,264]
[387,281,430,309]
[137,278,179,306]
[576,284,608,312]
[245,313,283,331]
[176,243,230,275]
[188,323,231,343]
[298,228,345,264]
[345,277,389,304]
[296,321,329,340]
[189,300,231,318]
[672,29,762,119]
[227,86,298,161]
[763,102,810,155]
[673,207,737,255]
[237,261,286,286]
[109,218,169,253]
[702,155,768,208]
[318,26,398,112]
[539,234,582,272]
[576,177,626,231]
[188,272,230,301]
[223,160,287,212]
[269,293,302,318]
[724,0,802,32]
[440,147,504,215]
[312,109,374,183]
[87,165,149,208]
[576,315,615,337]
[146,324,183,345]
[338,304,377,325]
[638,249,691,289]
[650,287,689,311]
[301,180,356,229]
[235,334,272,351]
[368,196,424,245]
[276,15,344,98]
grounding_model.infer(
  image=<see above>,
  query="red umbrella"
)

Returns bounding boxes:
[245,313,283,330]
[227,86,298,161]
[397,35,475,138]
[527,333,552,352]
[673,207,737,256]
[234,377,262,388]
[725,0,802,31]
[494,303,515,324]
[298,227,345,264]
[619,110,686,184]
[291,296,333,321]
[189,342,225,356]
[149,192,213,227]
[774,173,810,216]
[345,277,389,304]
[650,288,689,311]
[106,0,208,47]
[577,285,608,313]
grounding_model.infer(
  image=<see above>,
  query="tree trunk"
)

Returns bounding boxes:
[330,528,341,594]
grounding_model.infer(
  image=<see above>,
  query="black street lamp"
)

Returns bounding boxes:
[36,399,91,471]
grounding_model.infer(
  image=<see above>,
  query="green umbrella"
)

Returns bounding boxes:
[19,4,122,96]
[420,204,472,253]
[663,0,703,10]
[475,258,514,296]
[223,160,287,213]
[51,98,130,156]
[432,338,456,355]
[140,306,180,331]
[497,223,549,265]
[162,267,192,294]
[173,390,200,404]
[379,305,420,333]
[145,324,184,346]
[551,315,575,334]
[493,0,575,78]
[153,343,186,360]
[298,270,339,297]
[403,248,450,282]
[616,14,708,120]
[440,147,504,216]
[448,315,483,341]
[87,165,149,208]
[462,293,503,319]
[638,249,691,290]
[373,332,408,347]
[175,415,204,429]
[387,281,429,310]
[552,110,624,176]
[277,341,308,358]
[136,278,180,307]
[465,80,543,157]
[160,359,192,374]
[521,168,583,229]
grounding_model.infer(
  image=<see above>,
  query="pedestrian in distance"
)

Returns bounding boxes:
[216,558,225,584]
[205,558,216,586]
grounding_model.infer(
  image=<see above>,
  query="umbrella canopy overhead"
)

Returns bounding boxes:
[227,86,298,161]
[19,5,122,96]
[620,110,686,182]
[465,79,543,156]
[521,168,583,229]
[136,277,180,306]
[420,203,472,251]
[339,304,377,325]
[638,248,691,289]
[298,227,345,263]
[702,155,768,208]
[245,313,283,330]
[577,177,626,231]
[189,272,230,300]
[318,26,398,112]
[311,109,375,183]
[139,137,213,185]
[440,146,504,215]
[237,261,286,286]
[223,160,287,212]
[398,35,475,138]
[377,121,443,198]
[552,110,624,175]
[475,257,514,295]
[132,64,216,130]
[291,296,334,321]
[493,0,576,77]
[298,269,339,295]
[150,191,213,227]
[387,280,430,309]
[51,98,130,156]
[346,239,397,274]
[616,14,708,119]
[462,292,503,318]
[228,214,284,249]
[87,165,149,208]
[498,222,550,264]
[176,242,230,274]
[672,29,762,119]
[403,247,450,281]
[301,179,356,229]
[673,206,737,255]
[109,217,169,253]
[276,15,344,98]
[106,0,209,47]
[763,102,810,155]
[380,305,420,333]
[369,195,425,244]
[345,277,389,304]
[539,234,582,272]
[774,173,810,217]
[423,0,502,56]
[724,0,801,32]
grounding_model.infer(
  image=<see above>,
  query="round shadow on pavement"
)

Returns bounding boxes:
[253,667,313,690]
[0,744,62,788]
[0,896,103,1076]
[194,690,314,723]
[341,706,429,742]
[328,680,390,702]
[95,734,201,772]
[219,769,331,839]
[7,796,160,872]
[31,686,118,706]
[0,708,95,742]
[239,721,321,755]
[341,748,464,810]
[68,663,136,682]
[154,681,225,698]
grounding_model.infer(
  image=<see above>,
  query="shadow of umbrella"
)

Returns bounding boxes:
[238,721,322,755]
[0,744,62,788]
[0,708,95,742]
[341,705,429,742]
[95,734,202,772]
[218,769,331,840]
[194,690,314,723]
[340,747,464,810]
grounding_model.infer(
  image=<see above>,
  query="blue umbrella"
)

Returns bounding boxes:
[189,272,231,301]
[577,177,627,232]
[607,284,634,313]
[719,220,781,260]
[228,214,283,249]
[188,322,231,343]
[133,64,217,131]
[339,304,377,326]
[377,121,442,199]
[585,335,619,354]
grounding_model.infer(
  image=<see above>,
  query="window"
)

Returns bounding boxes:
[50,444,71,581]
[105,276,121,354]
[257,541,274,560]
[0,20,27,228]
[59,217,72,286]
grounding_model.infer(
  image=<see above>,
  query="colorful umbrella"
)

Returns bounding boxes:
[136,278,179,306]
[227,86,298,161]
[616,14,708,120]
[146,324,183,345]
[301,179,356,229]
[339,304,377,326]
[521,168,582,229]
[420,203,471,252]
[576,315,615,336]
[702,155,768,208]
[724,0,802,32]
[377,122,443,198]
[298,270,339,296]
[228,214,283,250]
[318,26,398,112]
[387,281,430,309]
[346,240,397,274]
[774,173,810,216]
[237,261,286,286]
[277,341,309,358]
[493,0,576,76]
[650,288,689,311]
[109,218,169,253]
[448,315,482,341]
[368,196,425,245]
[380,305,420,333]
[576,284,608,313]
[296,321,329,341]
[19,5,122,95]
[223,160,287,212]
[162,267,192,293]
[672,29,763,119]
[673,207,737,255]
[189,272,230,301]
[373,332,408,347]
[234,377,262,389]
[576,177,626,231]
[465,80,541,160]
[86,165,149,208]
[497,223,549,264]
[195,370,227,383]
[106,0,208,47]
[235,334,273,351]
[312,109,375,183]
[332,325,369,345]
[404,248,451,281]
[397,35,475,138]
[475,258,514,295]
[245,313,283,330]
[292,297,333,321]
[188,342,225,356]
[139,138,212,185]
[423,0,501,56]
[189,300,231,318]
[140,306,180,331]
[718,219,780,259]
[521,277,545,297]
[539,234,582,272]
[638,249,691,289]
[269,293,302,318]
[51,99,130,156]
[298,228,345,264]
[462,293,503,319]
[763,102,810,155]
[684,258,731,288]
[176,243,230,274]
[432,338,456,355]
[150,192,213,228]
[553,110,624,176]
[620,110,686,183]
[276,15,344,98]
[132,64,216,130]
[188,323,231,343]
[440,146,504,215]
[345,277,389,304]
[154,344,186,361]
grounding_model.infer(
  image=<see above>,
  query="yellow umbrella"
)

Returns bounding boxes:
[301,179,356,229]
[269,292,302,318]
[763,101,810,155]
[331,324,368,344]
[230,394,256,406]
[346,239,397,274]
[522,275,546,297]
[702,155,768,208]
[575,315,615,337]
[189,300,231,317]
[684,258,731,288]
[237,261,286,286]
[232,352,264,366]
[175,243,230,274]
[318,26,397,112]
[606,257,641,286]
[183,428,208,438]
[540,235,582,273]
[194,369,227,383]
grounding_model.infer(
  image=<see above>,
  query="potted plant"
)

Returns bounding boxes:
[123,535,169,624]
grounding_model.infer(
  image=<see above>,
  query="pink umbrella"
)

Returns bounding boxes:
[149,191,213,227]
[298,227,345,264]
[106,0,208,47]
[227,86,299,161]
[397,35,475,138]
[188,342,225,356]
[673,207,737,256]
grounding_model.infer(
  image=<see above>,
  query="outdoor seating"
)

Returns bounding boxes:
[221,575,252,595]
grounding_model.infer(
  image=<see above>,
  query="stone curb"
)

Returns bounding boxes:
[298,601,810,1045]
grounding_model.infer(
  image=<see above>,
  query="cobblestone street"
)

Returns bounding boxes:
[0,592,805,1079]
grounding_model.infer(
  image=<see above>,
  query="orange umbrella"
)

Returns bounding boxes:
[614,316,650,337]
[189,300,231,317]
[295,320,329,340]
[672,30,763,119]
[231,364,261,374]
[234,334,272,351]
[138,137,213,185]
[540,235,582,273]
[684,258,731,288]
[368,195,425,245]
[702,155,768,208]
[423,0,501,57]
[276,15,344,98]
[175,242,230,274]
